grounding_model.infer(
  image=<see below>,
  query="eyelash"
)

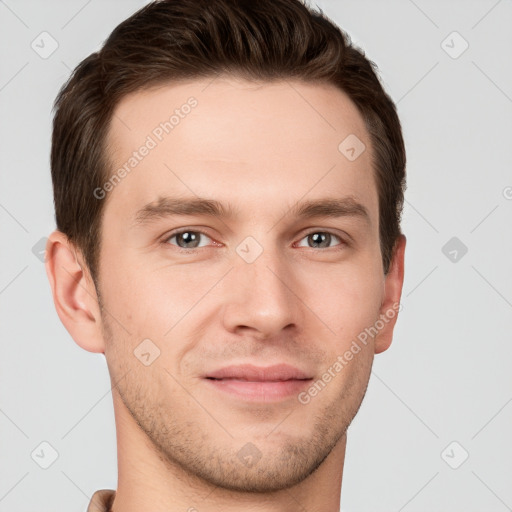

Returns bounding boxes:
[163,228,348,252]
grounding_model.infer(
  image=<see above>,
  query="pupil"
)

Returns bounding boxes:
[179,232,199,248]
[311,232,329,248]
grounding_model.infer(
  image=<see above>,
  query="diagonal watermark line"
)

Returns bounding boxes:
[114,113,131,131]
[264,408,295,438]
[372,371,439,438]
[61,369,131,440]
[0,408,29,439]
[397,62,439,104]
[0,0,29,28]
[471,396,512,439]
[471,265,512,308]
[200,72,220,93]
[408,0,439,28]
[266,266,337,336]
[193,484,219,506]
[283,487,309,512]
[0,265,28,296]
[472,61,512,104]
[405,199,439,233]
[0,62,29,92]
[164,267,234,336]
[267,164,337,234]
[163,368,234,438]
[60,265,132,336]
[285,80,336,131]
[472,471,512,510]
[61,470,90,501]
[398,472,439,511]
[165,163,196,193]
[405,265,438,297]
[472,0,503,30]
[0,472,29,503]
[164,164,204,208]
[469,204,499,233]
[0,203,29,233]
[61,0,92,29]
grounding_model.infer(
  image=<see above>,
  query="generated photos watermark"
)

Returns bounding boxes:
[93,96,198,200]
[298,301,403,405]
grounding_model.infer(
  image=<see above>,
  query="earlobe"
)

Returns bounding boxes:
[374,234,406,354]
[45,230,106,354]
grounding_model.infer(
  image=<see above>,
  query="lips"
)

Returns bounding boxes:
[203,364,313,402]
[204,363,312,382]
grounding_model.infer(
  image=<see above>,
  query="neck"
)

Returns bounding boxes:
[110,390,346,512]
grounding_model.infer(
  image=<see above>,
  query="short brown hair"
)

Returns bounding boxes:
[51,0,406,283]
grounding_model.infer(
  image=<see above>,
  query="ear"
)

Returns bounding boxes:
[374,234,406,354]
[45,230,105,353]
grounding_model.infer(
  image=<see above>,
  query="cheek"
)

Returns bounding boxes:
[98,250,213,359]
[297,258,383,340]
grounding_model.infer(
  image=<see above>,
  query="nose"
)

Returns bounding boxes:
[220,244,302,340]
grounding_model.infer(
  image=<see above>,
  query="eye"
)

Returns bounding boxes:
[162,229,346,252]
[165,229,213,249]
[296,231,345,249]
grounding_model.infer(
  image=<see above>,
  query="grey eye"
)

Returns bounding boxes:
[167,230,211,249]
[297,232,342,249]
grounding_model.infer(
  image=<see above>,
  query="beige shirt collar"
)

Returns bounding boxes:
[87,489,116,512]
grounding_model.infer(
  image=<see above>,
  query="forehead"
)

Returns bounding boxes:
[104,77,377,227]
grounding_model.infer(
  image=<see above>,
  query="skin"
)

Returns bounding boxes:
[46,76,406,512]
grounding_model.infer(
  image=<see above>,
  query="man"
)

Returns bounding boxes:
[45,0,407,510]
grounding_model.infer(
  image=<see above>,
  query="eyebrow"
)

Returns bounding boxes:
[133,195,371,228]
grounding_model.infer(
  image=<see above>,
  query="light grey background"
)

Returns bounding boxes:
[1,0,511,511]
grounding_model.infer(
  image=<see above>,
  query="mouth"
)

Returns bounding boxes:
[204,377,313,401]
[203,364,314,402]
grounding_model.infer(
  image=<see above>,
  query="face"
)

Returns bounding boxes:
[96,77,401,492]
